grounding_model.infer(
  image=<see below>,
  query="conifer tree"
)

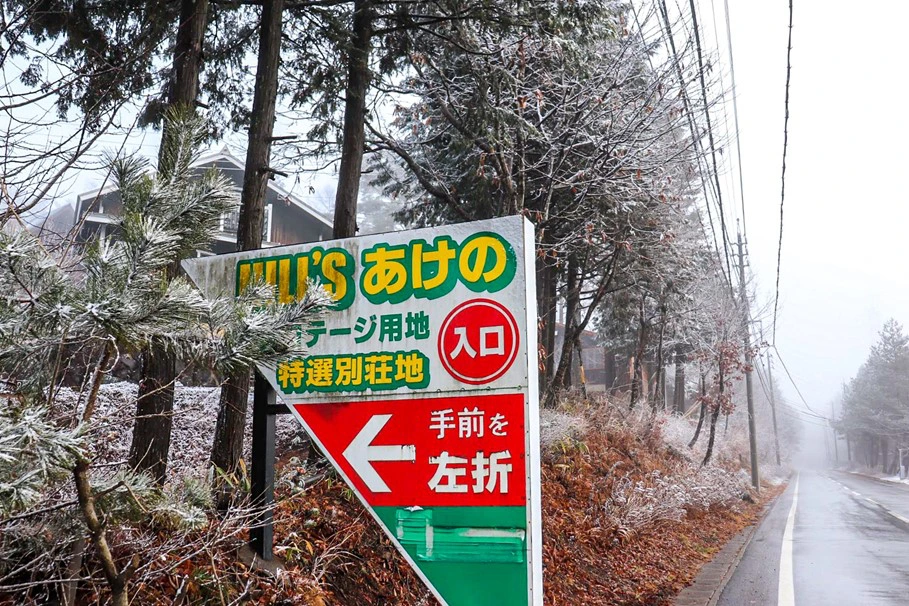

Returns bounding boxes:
[840,319,909,469]
[0,110,328,604]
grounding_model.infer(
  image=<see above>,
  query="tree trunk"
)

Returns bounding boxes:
[210,375,250,506]
[673,348,686,414]
[573,330,586,399]
[703,362,725,466]
[210,0,285,509]
[332,0,373,239]
[235,0,284,250]
[688,373,707,448]
[557,256,581,391]
[659,368,666,410]
[129,343,175,483]
[628,296,647,409]
[171,0,209,110]
[60,536,86,606]
[77,348,132,605]
[604,349,617,394]
[535,242,558,395]
[702,404,722,466]
[74,460,130,606]
[622,350,635,390]
[650,305,666,412]
[543,260,558,384]
[628,356,639,407]
[130,0,209,485]
[547,324,575,405]
[881,436,889,473]
[547,256,581,407]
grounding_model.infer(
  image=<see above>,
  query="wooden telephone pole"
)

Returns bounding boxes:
[831,400,839,463]
[765,349,782,466]
[737,232,760,490]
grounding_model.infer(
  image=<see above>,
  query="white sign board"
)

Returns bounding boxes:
[183,216,542,606]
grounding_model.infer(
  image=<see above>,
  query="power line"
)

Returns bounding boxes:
[754,358,828,426]
[773,0,794,344]
[777,407,829,429]
[721,0,748,238]
[754,357,826,428]
[660,0,734,284]
[753,354,827,430]
[771,345,829,422]
[778,400,827,422]
[654,0,733,292]
[686,0,734,283]
[704,0,740,233]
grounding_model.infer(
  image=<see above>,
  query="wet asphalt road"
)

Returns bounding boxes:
[717,469,909,606]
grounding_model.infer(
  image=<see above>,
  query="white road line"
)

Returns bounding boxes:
[858,497,909,525]
[891,512,909,525]
[831,477,861,496]
[834,477,909,525]
[779,473,799,606]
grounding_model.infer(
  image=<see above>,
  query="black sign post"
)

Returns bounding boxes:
[249,370,291,561]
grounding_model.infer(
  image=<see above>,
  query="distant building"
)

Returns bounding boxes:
[553,325,609,392]
[73,146,333,253]
[2,203,74,237]
[553,325,670,401]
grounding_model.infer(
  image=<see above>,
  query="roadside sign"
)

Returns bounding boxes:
[183,216,542,606]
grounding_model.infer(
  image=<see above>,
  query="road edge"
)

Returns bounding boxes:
[828,470,909,527]
[835,468,909,488]
[672,485,786,606]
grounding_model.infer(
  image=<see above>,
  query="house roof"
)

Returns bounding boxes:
[76,146,333,230]
[189,147,333,229]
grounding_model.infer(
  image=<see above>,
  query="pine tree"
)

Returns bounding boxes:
[840,319,909,469]
[0,110,328,604]
[371,0,705,399]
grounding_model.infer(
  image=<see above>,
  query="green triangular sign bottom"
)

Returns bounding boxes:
[373,505,530,606]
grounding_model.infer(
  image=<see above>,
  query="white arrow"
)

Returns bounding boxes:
[343,414,416,493]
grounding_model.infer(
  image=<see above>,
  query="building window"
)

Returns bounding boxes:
[220,205,272,242]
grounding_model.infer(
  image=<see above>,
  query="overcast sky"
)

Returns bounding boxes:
[724,0,909,415]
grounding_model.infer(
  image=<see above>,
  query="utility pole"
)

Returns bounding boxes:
[737,232,760,491]
[843,383,852,462]
[831,400,839,463]
[766,350,782,466]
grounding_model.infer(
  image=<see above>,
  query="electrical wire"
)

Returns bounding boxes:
[705,0,741,235]
[721,0,748,238]
[654,1,726,281]
[753,355,828,427]
[771,345,832,423]
[773,0,794,344]
[686,0,734,282]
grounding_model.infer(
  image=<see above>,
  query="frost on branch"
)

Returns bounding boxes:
[0,108,331,605]
[0,403,82,516]
[604,466,749,535]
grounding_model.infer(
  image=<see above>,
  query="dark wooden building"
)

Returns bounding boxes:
[73,146,333,253]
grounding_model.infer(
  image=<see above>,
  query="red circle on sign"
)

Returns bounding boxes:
[438,298,519,385]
